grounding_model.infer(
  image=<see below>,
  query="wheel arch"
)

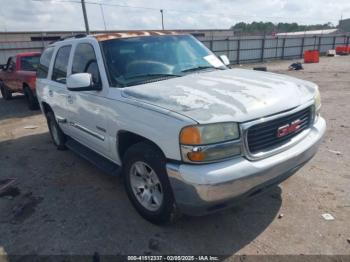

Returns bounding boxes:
[117,130,166,162]
[22,82,29,88]
[41,101,53,115]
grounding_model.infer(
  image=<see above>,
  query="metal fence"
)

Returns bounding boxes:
[0,40,52,64]
[0,33,350,64]
[202,33,350,64]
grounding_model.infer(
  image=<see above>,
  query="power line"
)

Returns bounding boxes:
[32,0,338,22]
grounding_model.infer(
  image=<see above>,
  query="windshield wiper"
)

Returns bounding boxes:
[181,66,220,73]
[125,73,182,80]
[123,73,182,87]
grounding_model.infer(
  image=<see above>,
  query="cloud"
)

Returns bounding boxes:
[0,0,349,32]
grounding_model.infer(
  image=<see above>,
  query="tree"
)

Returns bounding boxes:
[230,21,334,35]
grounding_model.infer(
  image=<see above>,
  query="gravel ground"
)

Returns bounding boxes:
[0,56,349,258]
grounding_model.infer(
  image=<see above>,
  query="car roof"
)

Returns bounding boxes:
[47,31,185,48]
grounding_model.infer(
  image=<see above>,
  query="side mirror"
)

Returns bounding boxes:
[67,73,101,91]
[219,55,230,66]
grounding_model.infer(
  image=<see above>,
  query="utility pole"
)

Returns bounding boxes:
[160,9,164,30]
[81,0,90,34]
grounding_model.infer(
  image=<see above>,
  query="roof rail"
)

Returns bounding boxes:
[50,33,88,44]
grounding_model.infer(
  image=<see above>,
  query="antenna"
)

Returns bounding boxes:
[160,9,164,30]
[81,0,90,34]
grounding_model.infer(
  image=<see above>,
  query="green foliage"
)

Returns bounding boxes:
[231,21,334,35]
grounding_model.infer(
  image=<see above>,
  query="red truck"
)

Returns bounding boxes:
[0,52,41,110]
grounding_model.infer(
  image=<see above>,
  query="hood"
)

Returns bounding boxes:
[122,68,317,124]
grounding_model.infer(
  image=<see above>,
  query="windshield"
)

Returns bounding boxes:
[100,35,227,87]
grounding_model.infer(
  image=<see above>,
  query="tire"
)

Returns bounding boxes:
[24,86,39,110]
[123,142,178,224]
[0,82,12,100]
[46,111,67,150]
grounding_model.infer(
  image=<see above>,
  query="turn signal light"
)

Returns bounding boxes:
[180,126,201,145]
[187,151,205,162]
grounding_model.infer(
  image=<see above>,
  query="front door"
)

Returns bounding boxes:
[65,42,110,158]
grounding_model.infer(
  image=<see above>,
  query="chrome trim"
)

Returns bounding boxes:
[96,125,107,133]
[72,123,105,141]
[241,100,315,161]
[180,139,242,164]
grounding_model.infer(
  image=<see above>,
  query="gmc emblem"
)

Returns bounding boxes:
[277,119,302,138]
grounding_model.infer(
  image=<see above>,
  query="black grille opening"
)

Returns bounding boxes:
[247,106,312,154]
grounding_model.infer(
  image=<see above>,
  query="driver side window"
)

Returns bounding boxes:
[72,43,101,88]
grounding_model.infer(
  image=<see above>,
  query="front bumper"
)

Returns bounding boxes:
[166,117,326,216]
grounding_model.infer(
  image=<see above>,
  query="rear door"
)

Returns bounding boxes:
[65,41,110,157]
[47,45,72,135]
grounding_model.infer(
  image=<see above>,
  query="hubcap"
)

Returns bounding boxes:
[129,161,163,211]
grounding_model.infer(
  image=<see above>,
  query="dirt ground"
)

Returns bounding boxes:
[0,56,349,258]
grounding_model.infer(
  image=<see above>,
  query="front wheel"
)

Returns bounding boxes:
[46,111,66,150]
[123,142,178,224]
[0,82,12,100]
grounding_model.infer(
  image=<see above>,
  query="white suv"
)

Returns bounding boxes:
[36,31,326,224]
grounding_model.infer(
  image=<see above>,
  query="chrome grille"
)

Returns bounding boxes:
[247,106,312,154]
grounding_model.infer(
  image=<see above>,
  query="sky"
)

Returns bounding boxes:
[0,0,349,32]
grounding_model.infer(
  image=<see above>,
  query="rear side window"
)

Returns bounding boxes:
[72,43,101,87]
[52,45,71,84]
[37,48,54,78]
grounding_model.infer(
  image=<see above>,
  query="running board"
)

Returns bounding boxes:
[65,138,121,176]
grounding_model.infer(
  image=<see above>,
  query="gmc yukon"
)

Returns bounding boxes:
[36,32,326,224]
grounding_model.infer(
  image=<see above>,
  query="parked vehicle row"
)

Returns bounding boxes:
[0,52,41,110]
[34,31,325,224]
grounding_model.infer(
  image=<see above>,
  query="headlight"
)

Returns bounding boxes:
[180,123,241,163]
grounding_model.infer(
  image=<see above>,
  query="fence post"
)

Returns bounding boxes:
[313,35,317,50]
[317,36,321,52]
[226,37,230,61]
[261,35,265,62]
[209,39,213,52]
[281,37,286,59]
[237,38,240,64]
[274,37,279,59]
[332,36,336,49]
[40,32,45,51]
[300,36,305,58]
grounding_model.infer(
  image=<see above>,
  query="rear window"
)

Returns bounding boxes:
[37,48,54,79]
[21,55,40,71]
[52,45,72,84]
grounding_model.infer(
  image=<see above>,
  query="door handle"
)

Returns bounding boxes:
[49,90,53,97]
